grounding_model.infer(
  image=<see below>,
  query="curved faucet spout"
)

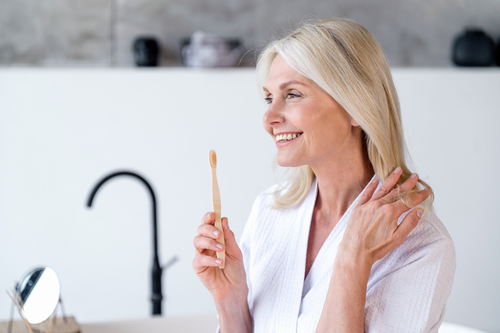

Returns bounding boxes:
[87,170,163,315]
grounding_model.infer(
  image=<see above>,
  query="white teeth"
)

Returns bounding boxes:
[276,133,302,142]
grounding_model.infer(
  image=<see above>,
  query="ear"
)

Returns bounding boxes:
[350,118,360,127]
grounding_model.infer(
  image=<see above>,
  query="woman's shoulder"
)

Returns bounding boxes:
[411,210,455,251]
[390,209,456,271]
[366,210,456,331]
[368,209,456,292]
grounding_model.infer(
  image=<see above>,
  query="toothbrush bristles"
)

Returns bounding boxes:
[209,150,217,168]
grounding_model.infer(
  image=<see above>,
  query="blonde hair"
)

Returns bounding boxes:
[256,18,433,210]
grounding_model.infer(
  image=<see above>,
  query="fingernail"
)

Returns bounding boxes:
[216,243,223,249]
[371,179,378,184]
[416,209,423,218]
[215,259,222,264]
[393,167,402,174]
[213,229,221,237]
[410,173,417,179]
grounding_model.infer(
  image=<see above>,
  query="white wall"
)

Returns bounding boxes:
[394,69,500,333]
[0,68,499,332]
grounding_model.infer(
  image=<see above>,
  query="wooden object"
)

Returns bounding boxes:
[209,150,225,269]
[0,316,80,333]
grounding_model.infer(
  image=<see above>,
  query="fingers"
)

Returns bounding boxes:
[393,188,430,213]
[198,223,223,240]
[193,235,225,253]
[393,208,423,244]
[221,217,237,250]
[201,211,216,225]
[399,173,419,192]
[359,171,418,206]
[384,172,420,204]
[193,253,223,269]
[195,212,223,254]
[358,179,379,205]
[407,188,430,207]
[372,167,402,200]
[193,216,234,270]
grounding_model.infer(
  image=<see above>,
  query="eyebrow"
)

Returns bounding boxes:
[262,80,307,92]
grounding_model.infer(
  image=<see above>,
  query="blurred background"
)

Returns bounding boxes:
[1,0,499,67]
[1,0,500,333]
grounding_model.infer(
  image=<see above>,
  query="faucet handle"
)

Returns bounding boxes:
[163,256,179,271]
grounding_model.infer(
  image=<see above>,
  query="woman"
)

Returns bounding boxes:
[193,18,455,332]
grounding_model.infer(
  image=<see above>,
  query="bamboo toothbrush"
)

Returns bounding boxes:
[209,150,225,269]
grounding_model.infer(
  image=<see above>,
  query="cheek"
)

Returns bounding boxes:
[309,114,350,148]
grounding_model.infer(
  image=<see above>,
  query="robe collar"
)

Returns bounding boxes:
[274,173,379,331]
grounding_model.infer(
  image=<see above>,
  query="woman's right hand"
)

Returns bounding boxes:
[193,212,248,304]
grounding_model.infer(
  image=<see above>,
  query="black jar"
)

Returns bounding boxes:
[452,29,495,67]
[133,37,160,67]
[496,37,500,66]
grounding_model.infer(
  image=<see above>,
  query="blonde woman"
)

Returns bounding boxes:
[193,18,455,333]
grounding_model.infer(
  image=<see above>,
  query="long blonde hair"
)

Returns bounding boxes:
[256,18,433,209]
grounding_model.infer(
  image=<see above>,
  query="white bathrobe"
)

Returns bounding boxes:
[237,175,455,333]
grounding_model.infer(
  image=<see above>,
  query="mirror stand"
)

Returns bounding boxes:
[5,291,79,333]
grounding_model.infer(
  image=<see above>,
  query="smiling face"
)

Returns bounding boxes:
[263,54,362,168]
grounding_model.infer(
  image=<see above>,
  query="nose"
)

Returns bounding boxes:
[263,101,285,128]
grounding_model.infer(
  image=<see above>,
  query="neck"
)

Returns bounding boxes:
[310,142,374,224]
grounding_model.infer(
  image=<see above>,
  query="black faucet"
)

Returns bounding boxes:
[86,170,177,316]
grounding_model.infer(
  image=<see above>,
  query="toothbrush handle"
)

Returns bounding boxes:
[211,167,225,269]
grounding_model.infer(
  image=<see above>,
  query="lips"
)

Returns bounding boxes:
[274,132,303,148]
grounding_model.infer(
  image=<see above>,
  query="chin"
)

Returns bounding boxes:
[276,155,303,168]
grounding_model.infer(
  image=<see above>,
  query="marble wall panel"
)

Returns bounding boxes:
[0,0,44,64]
[0,0,110,66]
[0,0,499,67]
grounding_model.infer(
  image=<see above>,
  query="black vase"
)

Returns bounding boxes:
[496,37,500,66]
[452,29,495,67]
[133,37,160,67]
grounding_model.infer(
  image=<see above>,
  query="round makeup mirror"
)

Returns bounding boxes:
[16,267,60,324]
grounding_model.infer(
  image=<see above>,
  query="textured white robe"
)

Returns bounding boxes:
[235,175,456,333]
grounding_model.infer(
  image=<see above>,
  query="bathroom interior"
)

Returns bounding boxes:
[0,0,499,332]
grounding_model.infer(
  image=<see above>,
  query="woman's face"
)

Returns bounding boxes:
[263,55,360,168]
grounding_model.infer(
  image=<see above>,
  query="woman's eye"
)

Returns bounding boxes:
[264,97,273,104]
[287,92,300,99]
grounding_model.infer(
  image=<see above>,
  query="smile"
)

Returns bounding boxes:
[275,133,302,142]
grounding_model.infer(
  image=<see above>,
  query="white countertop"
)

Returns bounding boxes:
[0,316,488,333]
[0,315,219,333]
[80,319,489,333]
[80,315,219,333]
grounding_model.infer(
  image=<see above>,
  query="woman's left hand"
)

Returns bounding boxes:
[339,167,430,268]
